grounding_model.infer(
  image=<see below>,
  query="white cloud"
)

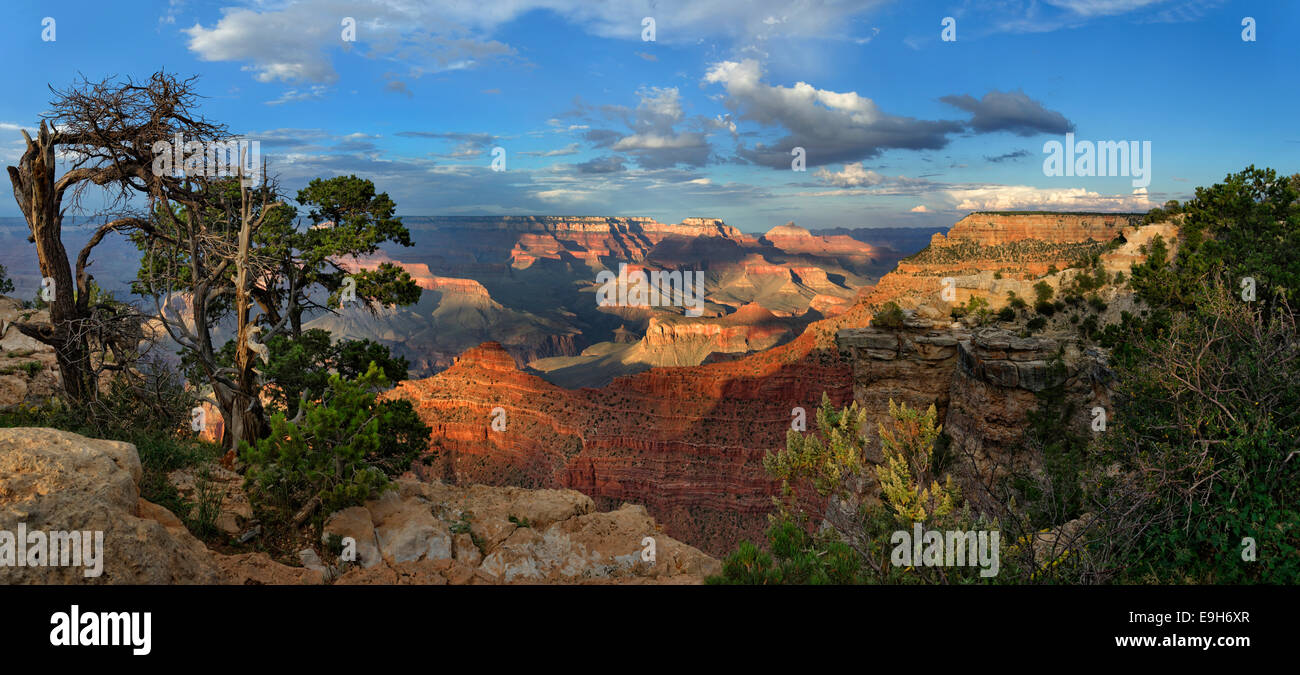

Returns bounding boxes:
[185,0,889,85]
[185,1,515,84]
[910,205,928,213]
[520,143,580,157]
[1043,0,1169,17]
[264,85,330,106]
[704,59,962,167]
[584,87,712,169]
[945,185,1155,211]
[814,163,885,187]
[535,188,593,202]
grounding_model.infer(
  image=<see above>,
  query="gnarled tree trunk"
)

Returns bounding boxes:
[7,122,95,402]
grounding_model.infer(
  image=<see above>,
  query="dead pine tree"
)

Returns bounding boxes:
[6,73,225,404]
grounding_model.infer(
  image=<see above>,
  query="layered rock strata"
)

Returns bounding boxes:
[377,212,1160,554]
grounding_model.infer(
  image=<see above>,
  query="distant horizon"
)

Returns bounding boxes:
[0,209,1143,234]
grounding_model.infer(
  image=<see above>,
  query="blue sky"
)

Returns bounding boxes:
[1,0,1296,232]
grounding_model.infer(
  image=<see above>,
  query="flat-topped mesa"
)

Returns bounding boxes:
[641,217,743,240]
[903,211,1147,279]
[930,212,1144,248]
[449,341,522,374]
[760,221,878,259]
[763,222,813,239]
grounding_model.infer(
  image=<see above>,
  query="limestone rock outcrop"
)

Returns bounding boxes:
[0,298,61,408]
[322,478,719,584]
[836,322,1111,513]
[0,427,222,584]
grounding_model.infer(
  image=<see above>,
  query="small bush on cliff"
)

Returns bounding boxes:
[872,301,905,328]
[876,400,959,525]
[953,296,992,325]
[709,520,866,585]
[711,397,986,585]
[765,393,866,522]
[240,362,430,530]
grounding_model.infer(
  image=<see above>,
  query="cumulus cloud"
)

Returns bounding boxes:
[796,169,1157,214]
[813,163,885,187]
[703,59,963,168]
[185,0,887,85]
[944,185,1155,211]
[940,90,1074,136]
[582,128,623,148]
[184,1,515,83]
[577,87,712,169]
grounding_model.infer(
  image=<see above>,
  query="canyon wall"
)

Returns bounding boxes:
[390,211,1156,554]
[387,332,852,554]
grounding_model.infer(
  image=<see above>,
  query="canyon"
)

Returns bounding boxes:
[387,212,1160,555]
[315,215,911,386]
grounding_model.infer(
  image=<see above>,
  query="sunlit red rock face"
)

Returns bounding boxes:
[387,330,854,554]
[932,212,1138,247]
[386,211,1154,554]
[760,222,879,261]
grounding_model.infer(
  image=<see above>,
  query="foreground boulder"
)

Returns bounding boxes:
[323,479,721,584]
[0,427,221,584]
